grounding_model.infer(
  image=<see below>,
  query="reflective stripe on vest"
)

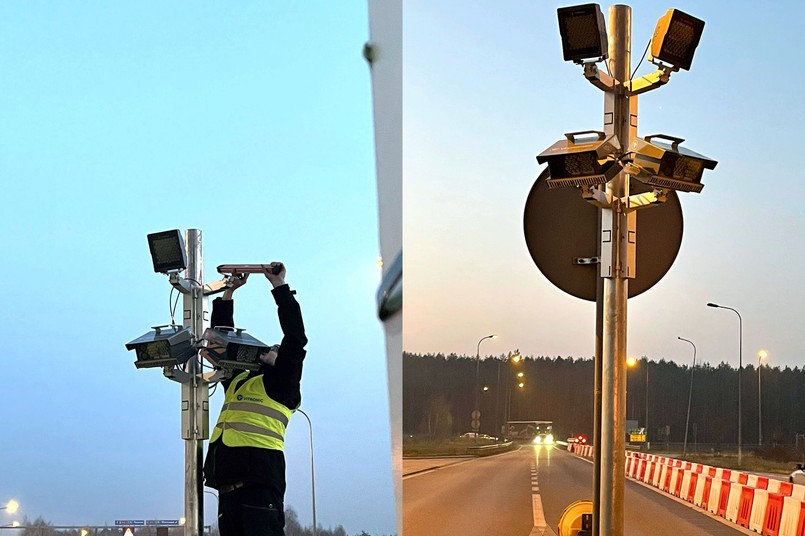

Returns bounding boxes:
[210,372,294,451]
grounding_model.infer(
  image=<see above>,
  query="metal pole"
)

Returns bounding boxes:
[645,359,649,446]
[758,354,762,446]
[738,312,743,465]
[474,335,494,435]
[708,303,742,465]
[182,229,209,536]
[496,359,502,440]
[599,6,633,536]
[678,337,696,457]
[297,410,317,536]
[592,266,603,536]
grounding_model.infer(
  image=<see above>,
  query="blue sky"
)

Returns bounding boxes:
[404,1,805,371]
[0,3,395,535]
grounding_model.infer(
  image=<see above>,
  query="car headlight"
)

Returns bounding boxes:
[546,434,554,444]
[533,436,542,444]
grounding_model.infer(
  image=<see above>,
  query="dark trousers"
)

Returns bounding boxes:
[218,484,285,536]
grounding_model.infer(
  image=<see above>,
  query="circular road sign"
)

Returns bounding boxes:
[523,169,683,301]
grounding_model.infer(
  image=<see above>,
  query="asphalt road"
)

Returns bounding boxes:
[403,446,753,536]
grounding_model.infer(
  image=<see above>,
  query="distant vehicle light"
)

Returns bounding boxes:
[533,436,543,444]
[546,434,555,444]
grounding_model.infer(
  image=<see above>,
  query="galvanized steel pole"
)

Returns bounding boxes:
[758,355,762,446]
[599,6,634,536]
[678,337,696,457]
[182,229,209,536]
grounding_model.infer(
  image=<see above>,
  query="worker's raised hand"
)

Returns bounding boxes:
[262,262,286,288]
[223,273,249,300]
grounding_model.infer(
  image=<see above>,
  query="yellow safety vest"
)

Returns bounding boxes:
[210,371,294,451]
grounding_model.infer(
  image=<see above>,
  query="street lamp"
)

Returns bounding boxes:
[625,356,637,421]
[758,350,768,446]
[474,334,498,434]
[495,350,521,440]
[708,302,743,465]
[678,337,697,457]
[0,501,18,514]
[297,409,318,536]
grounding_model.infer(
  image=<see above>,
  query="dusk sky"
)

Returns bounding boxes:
[404,0,805,371]
[0,3,395,535]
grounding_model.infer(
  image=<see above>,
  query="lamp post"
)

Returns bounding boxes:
[678,337,696,457]
[506,374,526,426]
[496,351,521,439]
[625,356,637,420]
[758,350,767,446]
[474,334,497,434]
[707,302,742,465]
[297,409,318,536]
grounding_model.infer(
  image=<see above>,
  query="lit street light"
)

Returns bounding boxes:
[495,350,521,440]
[625,357,649,443]
[0,501,18,514]
[474,334,498,434]
[678,337,697,457]
[707,302,743,465]
[758,349,768,447]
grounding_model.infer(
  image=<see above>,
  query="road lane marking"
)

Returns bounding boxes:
[529,454,558,536]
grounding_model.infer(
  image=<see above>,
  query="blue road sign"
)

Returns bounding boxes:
[115,521,145,526]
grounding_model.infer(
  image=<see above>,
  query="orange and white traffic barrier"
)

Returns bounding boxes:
[735,485,755,528]
[777,496,805,536]
[769,480,793,496]
[671,467,686,497]
[747,474,769,490]
[643,460,658,485]
[707,477,726,513]
[748,488,768,533]
[694,475,711,509]
[791,484,805,500]
[683,471,699,503]
[654,460,669,488]
[725,482,745,523]
[762,492,786,536]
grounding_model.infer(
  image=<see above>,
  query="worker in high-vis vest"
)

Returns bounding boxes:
[202,262,307,536]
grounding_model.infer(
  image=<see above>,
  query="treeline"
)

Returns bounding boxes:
[403,352,805,446]
[14,510,392,536]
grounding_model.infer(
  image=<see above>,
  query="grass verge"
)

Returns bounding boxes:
[403,438,516,457]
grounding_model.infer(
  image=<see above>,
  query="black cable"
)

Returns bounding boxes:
[630,39,651,82]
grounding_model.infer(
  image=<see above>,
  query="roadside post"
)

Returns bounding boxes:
[524,5,716,535]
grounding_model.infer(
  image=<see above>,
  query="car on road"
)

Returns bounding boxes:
[790,464,805,484]
[459,432,496,440]
[532,432,555,445]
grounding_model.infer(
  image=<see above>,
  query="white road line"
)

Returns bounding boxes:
[529,449,558,536]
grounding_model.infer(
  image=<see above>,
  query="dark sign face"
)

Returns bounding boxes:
[523,169,683,301]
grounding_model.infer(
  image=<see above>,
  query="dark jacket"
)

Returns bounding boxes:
[203,283,307,495]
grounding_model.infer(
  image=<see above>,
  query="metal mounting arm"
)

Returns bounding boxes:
[581,186,614,208]
[625,66,673,96]
[584,62,617,92]
[169,272,193,294]
[622,188,669,212]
